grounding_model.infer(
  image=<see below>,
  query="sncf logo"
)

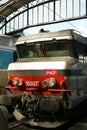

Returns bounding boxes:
[44,69,57,76]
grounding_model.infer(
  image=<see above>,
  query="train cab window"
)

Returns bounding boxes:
[45,40,70,57]
[28,45,37,57]
[16,43,38,58]
[16,40,70,58]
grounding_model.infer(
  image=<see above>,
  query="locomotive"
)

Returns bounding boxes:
[1,29,87,128]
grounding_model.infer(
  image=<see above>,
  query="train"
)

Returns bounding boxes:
[0,29,87,128]
[0,34,17,94]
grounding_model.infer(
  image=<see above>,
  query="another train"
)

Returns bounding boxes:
[0,35,16,94]
[1,29,87,128]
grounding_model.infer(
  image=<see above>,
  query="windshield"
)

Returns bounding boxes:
[16,40,70,58]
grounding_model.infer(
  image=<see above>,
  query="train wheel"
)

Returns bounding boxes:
[0,105,9,130]
[0,105,9,122]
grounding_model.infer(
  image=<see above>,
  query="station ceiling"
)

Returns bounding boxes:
[0,0,33,22]
[0,0,87,35]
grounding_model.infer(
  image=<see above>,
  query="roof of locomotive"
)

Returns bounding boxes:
[15,29,87,45]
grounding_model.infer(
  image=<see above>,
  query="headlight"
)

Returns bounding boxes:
[12,78,23,86]
[42,80,48,88]
[18,80,23,86]
[12,78,18,85]
[49,78,56,87]
[42,78,56,88]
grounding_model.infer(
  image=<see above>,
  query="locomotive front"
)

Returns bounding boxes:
[5,29,87,128]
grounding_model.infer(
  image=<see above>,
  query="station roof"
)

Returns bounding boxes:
[0,0,33,22]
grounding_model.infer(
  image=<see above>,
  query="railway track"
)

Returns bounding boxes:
[8,116,87,130]
[8,119,38,130]
[8,111,87,130]
[8,120,22,129]
[9,124,32,130]
[8,115,37,130]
